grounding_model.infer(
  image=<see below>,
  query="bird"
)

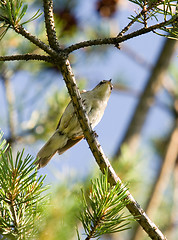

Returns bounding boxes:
[35,80,113,169]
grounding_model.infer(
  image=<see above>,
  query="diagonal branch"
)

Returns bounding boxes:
[64,17,177,54]
[13,25,60,58]
[59,59,167,240]
[60,59,119,185]
[0,54,53,62]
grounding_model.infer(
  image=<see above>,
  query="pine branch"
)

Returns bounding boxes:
[38,4,169,237]
[0,0,177,62]
[0,145,48,239]
[0,9,176,62]
[64,16,177,54]
[117,0,160,37]
[79,172,132,240]
[59,59,167,240]
[1,16,175,64]
[43,0,61,51]
[0,54,53,62]
[13,25,60,58]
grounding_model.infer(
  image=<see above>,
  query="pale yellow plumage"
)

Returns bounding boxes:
[35,80,113,169]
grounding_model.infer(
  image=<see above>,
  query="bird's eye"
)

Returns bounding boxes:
[99,80,105,85]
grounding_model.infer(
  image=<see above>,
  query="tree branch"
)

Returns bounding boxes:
[64,17,176,54]
[117,0,164,37]
[13,25,62,58]
[43,0,61,51]
[0,54,53,62]
[118,9,144,37]
[59,59,167,240]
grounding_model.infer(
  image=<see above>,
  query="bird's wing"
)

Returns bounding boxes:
[56,101,74,130]
[56,92,92,131]
[57,135,84,155]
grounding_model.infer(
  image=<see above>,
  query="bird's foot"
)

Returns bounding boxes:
[92,130,98,138]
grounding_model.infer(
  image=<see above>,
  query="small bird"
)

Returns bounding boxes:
[35,80,113,169]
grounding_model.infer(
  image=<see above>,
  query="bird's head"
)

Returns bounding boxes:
[97,79,113,90]
[93,79,113,98]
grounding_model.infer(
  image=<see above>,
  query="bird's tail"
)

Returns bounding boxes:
[35,131,67,169]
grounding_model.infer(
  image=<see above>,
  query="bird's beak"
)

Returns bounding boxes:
[109,79,113,90]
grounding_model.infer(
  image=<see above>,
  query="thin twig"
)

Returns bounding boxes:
[143,0,148,28]
[85,217,100,240]
[117,10,143,37]
[118,0,164,37]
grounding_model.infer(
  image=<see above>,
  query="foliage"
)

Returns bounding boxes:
[128,0,178,38]
[2,133,134,240]
[0,0,177,42]
[78,171,133,239]
[0,0,41,39]
[0,132,48,239]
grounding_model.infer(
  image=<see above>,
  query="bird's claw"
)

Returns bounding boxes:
[92,130,98,138]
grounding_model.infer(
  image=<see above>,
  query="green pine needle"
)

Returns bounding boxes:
[0,133,48,239]
[78,171,134,239]
[128,0,177,35]
[0,0,42,39]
